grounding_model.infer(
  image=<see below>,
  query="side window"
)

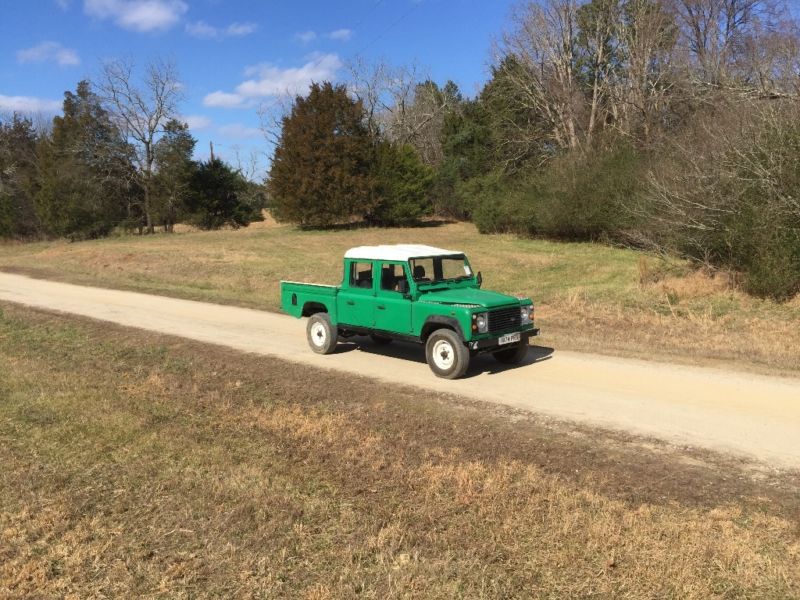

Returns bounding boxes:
[349,262,373,289]
[380,263,407,292]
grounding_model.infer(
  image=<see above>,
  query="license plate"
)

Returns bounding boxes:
[498,332,521,345]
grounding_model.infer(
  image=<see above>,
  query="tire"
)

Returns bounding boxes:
[370,333,393,345]
[425,328,469,379]
[493,339,528,365]
[306,313,338,355]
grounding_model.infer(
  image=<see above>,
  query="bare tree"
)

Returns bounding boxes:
[670,0,787,86]
[612,0,677,141]
[257,95,294,157]
[497,0,584,150]
[231,145,267,182]
[98,58,183,234]
[345,57,459,165]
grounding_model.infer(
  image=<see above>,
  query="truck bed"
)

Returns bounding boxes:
[280,280,339,319]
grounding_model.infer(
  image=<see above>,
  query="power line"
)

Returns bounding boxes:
[350,1,423,57]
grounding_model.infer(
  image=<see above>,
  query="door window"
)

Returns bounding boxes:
[380,263,407,292]
[349,262,373,289]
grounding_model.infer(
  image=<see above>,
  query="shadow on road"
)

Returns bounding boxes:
[334,336,554,377]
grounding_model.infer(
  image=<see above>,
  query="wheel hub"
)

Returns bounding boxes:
[432,339,455,370]
[310,322,326,346]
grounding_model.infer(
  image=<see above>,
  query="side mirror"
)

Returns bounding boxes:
[397,279,409,294]
[476,271,483,287]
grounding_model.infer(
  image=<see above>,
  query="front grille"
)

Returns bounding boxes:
[487,306,521,333]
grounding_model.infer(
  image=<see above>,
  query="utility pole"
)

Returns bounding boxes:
[209,140,215,162]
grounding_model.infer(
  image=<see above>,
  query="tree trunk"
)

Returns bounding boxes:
[143,182,154,234]
[143,146,155,234]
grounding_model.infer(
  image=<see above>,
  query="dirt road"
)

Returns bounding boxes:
[1,272,798,468]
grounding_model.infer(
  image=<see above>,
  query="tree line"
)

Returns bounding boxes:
[0,62,265,242]
[2,0,799,299]
[267,0,800,299]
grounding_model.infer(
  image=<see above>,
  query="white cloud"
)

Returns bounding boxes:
[328,28,352,41]
[186,20,257,39]
[183,114,211,130]
[203,53,342,108]
[185,20,216,38]
[203,91,246,108]
[84,0,188,33]
[217,123,261,139]
[225,22,257,37]
[17,41,80,67]
[55,0,71,10]
[295,30,317,44]
[238,53,342,96]
[0,94,62,114]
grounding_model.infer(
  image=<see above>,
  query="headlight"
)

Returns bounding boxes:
[520,304,533,324]
[472,312,488,333]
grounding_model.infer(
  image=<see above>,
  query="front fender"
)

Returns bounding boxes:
[421,315,467,342]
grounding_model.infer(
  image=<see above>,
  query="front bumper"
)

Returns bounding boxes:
[467,328,539,352]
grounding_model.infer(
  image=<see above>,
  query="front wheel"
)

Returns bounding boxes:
[493,339,528,365]
[425,329,470,379]
[306,313,338,355]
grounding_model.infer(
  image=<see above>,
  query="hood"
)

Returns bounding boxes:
[418,287,520,309]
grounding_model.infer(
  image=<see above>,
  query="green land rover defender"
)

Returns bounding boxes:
[280,244,539,379]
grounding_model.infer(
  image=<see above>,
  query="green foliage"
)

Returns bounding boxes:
[268,82,376,227]
[458,170,524,234]
[153,119,197,231]
[435,99,495,219]
[532,145,643,241]
[0,116,42,238]
[186,158,261,230]
[35,81,135,240]
[369,143,433,225]
[466,145,643,241]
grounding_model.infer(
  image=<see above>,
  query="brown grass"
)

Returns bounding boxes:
[1,219,799,375]
[1,304,799,598]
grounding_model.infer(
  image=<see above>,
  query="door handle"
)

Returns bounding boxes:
[377,305,385,310]
[346,300,355,306]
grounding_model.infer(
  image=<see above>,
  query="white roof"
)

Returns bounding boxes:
[344,244,463,261]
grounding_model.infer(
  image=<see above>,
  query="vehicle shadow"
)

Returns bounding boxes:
[335,336,554,377]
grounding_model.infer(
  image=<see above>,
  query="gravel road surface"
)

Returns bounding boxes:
[2,272,798,468]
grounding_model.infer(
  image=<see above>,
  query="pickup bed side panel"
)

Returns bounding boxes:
[280,281,339,323]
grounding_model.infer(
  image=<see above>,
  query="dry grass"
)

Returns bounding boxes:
[1,304,799,598]
[1,219,799,374]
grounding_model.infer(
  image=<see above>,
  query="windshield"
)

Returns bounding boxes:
[409,255,473,284]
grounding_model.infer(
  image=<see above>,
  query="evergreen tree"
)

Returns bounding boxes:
[153,119,197,232]
[370,143,433,225]
[36,81,136,239]
[268,82,376,227]
[0,115,42,238]
[186,158,261,230]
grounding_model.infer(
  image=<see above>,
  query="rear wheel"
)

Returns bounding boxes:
[306,313,338,355]
[370,334,393,345]
[493,339,528,365]
[425,329,469,379]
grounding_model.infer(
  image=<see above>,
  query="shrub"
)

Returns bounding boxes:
[647,105,800,300]
[464,144,644,241]
[533,145,644,241]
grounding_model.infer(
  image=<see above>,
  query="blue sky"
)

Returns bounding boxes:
[0,0,516,178]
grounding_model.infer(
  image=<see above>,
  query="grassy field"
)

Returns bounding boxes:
[1,218,799,374]
[1,303,799,598]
